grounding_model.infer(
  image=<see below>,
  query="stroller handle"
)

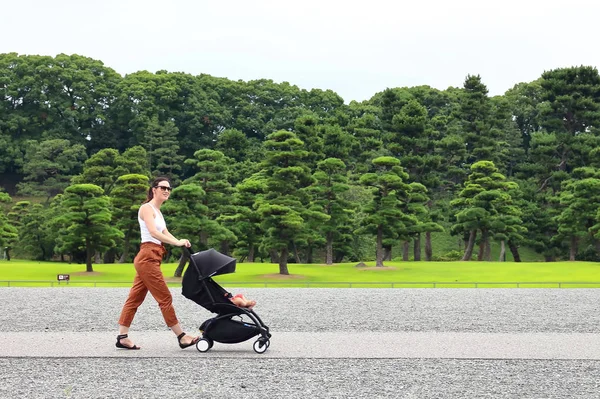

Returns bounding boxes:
[182,245,194,256]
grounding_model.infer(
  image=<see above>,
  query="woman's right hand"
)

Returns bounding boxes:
[177,239,191,248]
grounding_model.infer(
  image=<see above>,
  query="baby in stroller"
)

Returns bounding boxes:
[229,293,256,309]
[182,248,271,354]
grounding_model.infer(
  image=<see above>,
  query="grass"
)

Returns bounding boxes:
[1,259,599,288]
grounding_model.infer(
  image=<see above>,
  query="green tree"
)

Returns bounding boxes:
[118,145,150,176]
[310,158,352,264]
[457,75,503,167]
[162,183,208,276]
[404,183,444,261]
[184,149,236,253]
[255,130,313,274]
[72,148,121,194]
[146,118,184,181]
[58,184,123,271]
[110,174,149,263]
[556,167,600,260]
[504,80,544,154]
[222,174,267,262]
[451,161,522,261]
[0,192,18,255]
[358,156,411,267]
[388,99,443,187]
[17,139,88,200]
[15,203,54,260]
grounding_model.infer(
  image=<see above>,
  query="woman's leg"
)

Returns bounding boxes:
[143,269,198,345]
[138,256,179,327]
[135,245,197,345]
[117,273,149,348]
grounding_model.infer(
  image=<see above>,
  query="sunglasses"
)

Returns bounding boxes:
[155,185,172,192]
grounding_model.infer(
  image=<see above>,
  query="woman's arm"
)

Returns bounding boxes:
[163,227,190,247]
[140,205,189,247]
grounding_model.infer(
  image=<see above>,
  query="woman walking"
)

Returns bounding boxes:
[116,177,198,350]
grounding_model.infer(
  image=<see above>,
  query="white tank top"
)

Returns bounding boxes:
[138,203,167,244]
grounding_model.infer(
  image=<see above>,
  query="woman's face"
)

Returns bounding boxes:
[153,181,172,201]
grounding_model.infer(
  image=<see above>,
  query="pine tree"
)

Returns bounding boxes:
[357,156,411,267]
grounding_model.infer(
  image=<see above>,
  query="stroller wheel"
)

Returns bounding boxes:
[196,338,213,353]
[253,338,269,354]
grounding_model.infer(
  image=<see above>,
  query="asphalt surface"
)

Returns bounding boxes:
[1,288,599,398]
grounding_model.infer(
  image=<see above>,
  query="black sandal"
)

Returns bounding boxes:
[116,334,140,350]
[177,332,198,349]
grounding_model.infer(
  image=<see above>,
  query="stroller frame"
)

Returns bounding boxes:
[182,248,271,354]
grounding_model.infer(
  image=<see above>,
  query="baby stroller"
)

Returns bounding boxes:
[182,248,271,354]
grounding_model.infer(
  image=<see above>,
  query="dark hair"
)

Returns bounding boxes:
[143,177,171,203]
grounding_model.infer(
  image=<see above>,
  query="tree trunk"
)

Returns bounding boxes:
[270,249,279,263]
[484,240,491,261]
[425,231,432,261]
[570,236,578,261]
[477,242,484,261]
[499,240,506,262]
[384,245,392,261]
[376,226,384,267]
[120,230,132,263]
[326,232,333,265]
[462,230,477,261]
[291,242,301,263]
[85,239,94,272]
[477,230,488,261]
[508,240,521,262]
[94,251,102,265]
[306,245,313,264]
[200,231,208,247]
[103,248,116,264]
[279,247,290,275]
[173,253,188,277]
[402,241,409,261]
[220,241,230,256]
[248,244,255,263]
[414,234,421,261]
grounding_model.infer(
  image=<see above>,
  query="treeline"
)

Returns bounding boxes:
[1,53,600,272]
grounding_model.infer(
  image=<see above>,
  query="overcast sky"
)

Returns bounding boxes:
[2,0,599,102]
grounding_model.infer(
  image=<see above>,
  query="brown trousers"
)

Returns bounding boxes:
[118,242,179,328]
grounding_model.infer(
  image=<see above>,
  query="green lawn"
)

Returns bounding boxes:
[1,259,599,288]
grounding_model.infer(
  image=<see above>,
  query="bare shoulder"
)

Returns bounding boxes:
[139,203,154,218]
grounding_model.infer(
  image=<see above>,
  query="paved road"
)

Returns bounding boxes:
[1,288,599,398]
[2,331,600,359]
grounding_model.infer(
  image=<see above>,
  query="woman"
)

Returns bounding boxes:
[116,177,198,350]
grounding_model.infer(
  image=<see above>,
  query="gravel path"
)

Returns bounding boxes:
[1,288,599,333]
[1,358,599,399]
[1,288,599,398]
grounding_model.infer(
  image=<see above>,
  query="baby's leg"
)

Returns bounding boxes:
[231,297,242,306]
[231,294,256,308]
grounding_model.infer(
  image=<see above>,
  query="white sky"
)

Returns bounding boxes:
[2,0,599,102]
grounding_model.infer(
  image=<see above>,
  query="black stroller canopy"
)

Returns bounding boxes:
[189,248,236,279]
